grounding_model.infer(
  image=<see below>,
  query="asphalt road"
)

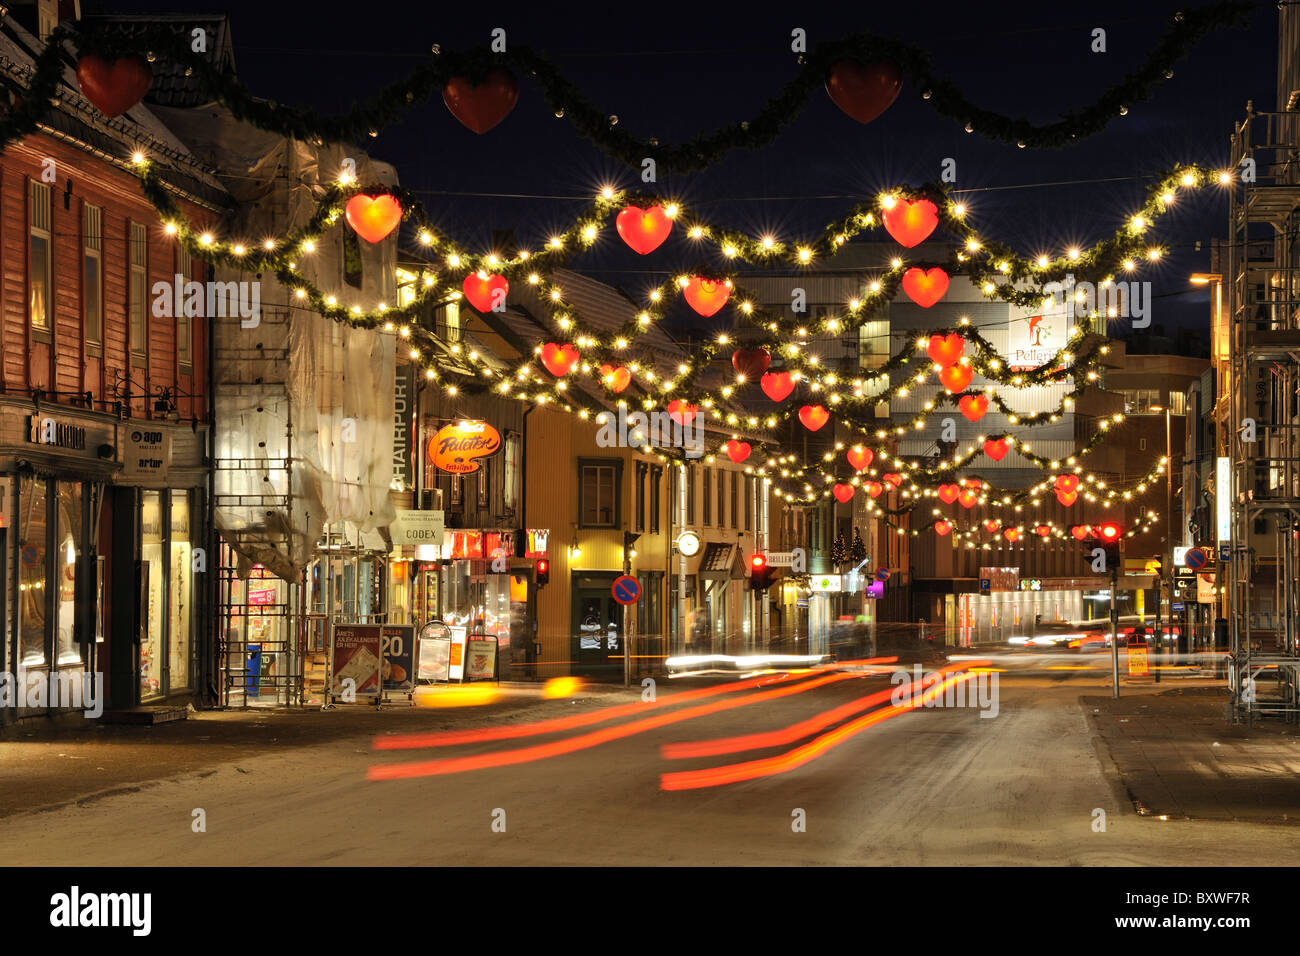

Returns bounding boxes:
[3,669,1299,866]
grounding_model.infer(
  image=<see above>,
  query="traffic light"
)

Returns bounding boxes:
[1096,520,1123,569]
[535,558,550,588]
[749,552,774,591]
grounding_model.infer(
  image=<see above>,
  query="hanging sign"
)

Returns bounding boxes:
[429,420,501,474]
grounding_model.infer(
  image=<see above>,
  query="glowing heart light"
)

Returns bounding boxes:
[462,273,508,312]
[926,333,965,368]
[667,400,698,426]
[825,60,902,125]
[937,483,960,504]
[984,437,1011,462]
[934,520,952,537]
[731,348,771,379]
[984,520,1001,534]
[598,364,631,393]
[1057,489,1079,507]
[901,267,949,308]
[443,69,519,134]
[958,394,989,422]
[344,194,403,244]
[724,440,751,464]
[938,363,973,393]
[683,277,731,317]
[1003,528,1021,543]
[883,198,939,248]
[1055,474,1080,495]
[76,55,152,117]
[833,483,855,503]
[798,405,830,431]
[761,371,795,402]
[882,473,903,489]
[615,205,673,255]
[847,446,873,472]
[958,489,979,509]
[865,481,884,499]
[1035,526,1052,537]
[1070,525,1093,541]
[540,343,579,377]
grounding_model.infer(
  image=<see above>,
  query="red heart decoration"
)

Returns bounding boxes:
[984,519,1001,533]
[667,400,698,426]
[901,267,950,308]
[926,333,965,368]
[1070,525,1092,541]
[984,438,1011,462]
[882,473,903,489]
[833,483,855,503]
[883,198,939,248]
[1055,474,1080,495]
[825,60,902,125]
[939,363,973,393]
[599,364,631,393]
[344,194,403,244]
[934,520,952,537]
[958,394,989,422]
[1003,528,1021,543]
[76,55,152,117]
[760,371,795,402]
[937,483,960,504]
[847,446,873,472]
[865,481,884,499]
[958,489,979,509]
[463,273,508,312]
[442,70,519,134]
[540,343,579,377]
[798,405,830,431]
[724,440,751,464]
[961,478,984,489]
[615,205,673,255]
[731,348,771,379]
[683,277,731,317]
[1035,526,1052,537]
[1057,489,1079,508]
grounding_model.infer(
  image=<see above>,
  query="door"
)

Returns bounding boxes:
[573,576,622,674]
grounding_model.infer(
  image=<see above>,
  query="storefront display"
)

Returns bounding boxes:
[140,491,164,700]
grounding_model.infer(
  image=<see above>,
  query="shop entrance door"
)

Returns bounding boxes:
[572,575,622,675]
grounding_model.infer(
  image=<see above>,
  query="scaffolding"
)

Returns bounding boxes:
[1226,108,1300,723]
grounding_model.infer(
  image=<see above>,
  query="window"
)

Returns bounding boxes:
[635,463,647,533]
[141,491,164,700]
[83,204,103,351]
[580,462,619,527]
[649,466,662,533]
[744,476,753,531]
[18,477,48,666]
[444,302,461,343]
[503,432,520,514]
[859,318,890,369]
[477,459,489,507]
[702,467,712,525]
[637,570,663,636]
[730,471,738,529]
[1169,391,1186,416]
[342,229,362,288]
[1121,389,1160,415]
[169,492,193,690]
[129,222,148,366]
[177,246,193,374]
[686,467,696,525]
[450,473,463,507]
[1139,438,1147,452]
[29,181,52,333]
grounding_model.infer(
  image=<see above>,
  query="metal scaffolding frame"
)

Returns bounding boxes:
[1226,109,1300,723]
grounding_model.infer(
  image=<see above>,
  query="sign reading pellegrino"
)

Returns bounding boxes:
[430,420,501,474]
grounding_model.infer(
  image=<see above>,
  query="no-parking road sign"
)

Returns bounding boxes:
[612,575,641,605]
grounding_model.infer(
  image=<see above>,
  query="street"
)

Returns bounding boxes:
[4,669,1298,866]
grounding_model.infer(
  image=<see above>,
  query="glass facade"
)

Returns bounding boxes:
[18,476,48,667]
[141,491,164,700]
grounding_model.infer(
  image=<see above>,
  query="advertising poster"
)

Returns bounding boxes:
[418,637,451,681]
[331,624,383,697]
[465,639,498,681]
[381,625,416,691]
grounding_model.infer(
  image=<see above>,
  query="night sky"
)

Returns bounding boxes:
[90,0,1277,342]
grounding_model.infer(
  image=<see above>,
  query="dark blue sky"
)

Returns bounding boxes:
[96,0,1278,341]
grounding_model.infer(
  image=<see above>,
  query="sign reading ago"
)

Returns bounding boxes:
[429,420,500,474]
[121,427,172,481]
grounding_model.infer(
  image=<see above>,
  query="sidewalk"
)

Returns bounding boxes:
[1086,684,1300,824]
[0,682,641,820]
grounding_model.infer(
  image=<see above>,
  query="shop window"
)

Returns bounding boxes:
[141,491,165,700]
[29,181,52,334]
[170,493,193,690]
[649,466,662,533]
[637,570,663,636]
[18,476,49,667]
[580,461,619,527]
[129,222,148,367]
[56,482,83,666]
[177,246,193,375]
[83,203,103,352]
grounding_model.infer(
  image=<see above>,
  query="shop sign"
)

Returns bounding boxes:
[26,415,86,450]
[1216,457,1231,542]
[331,624,383,698]
[524,529,549,558]
[248,587,277,606]
[978,567,1019,592]
[1197,573,1216,605]
[1008,298,1070,371]
[121,427,172,481]
[429,420,501,474]
[465,639,498,681]
[810,574,841,593]
[381,624,416,691]
[390,509,445,549]
[393,365,413,490]
[1017,579,1042,591]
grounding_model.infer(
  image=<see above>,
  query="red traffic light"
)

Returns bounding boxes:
[537,558,549,573]
[1097,521,1122,541]
[751,553,768,570]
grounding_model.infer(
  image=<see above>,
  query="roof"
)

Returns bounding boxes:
[80,14,236,109]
